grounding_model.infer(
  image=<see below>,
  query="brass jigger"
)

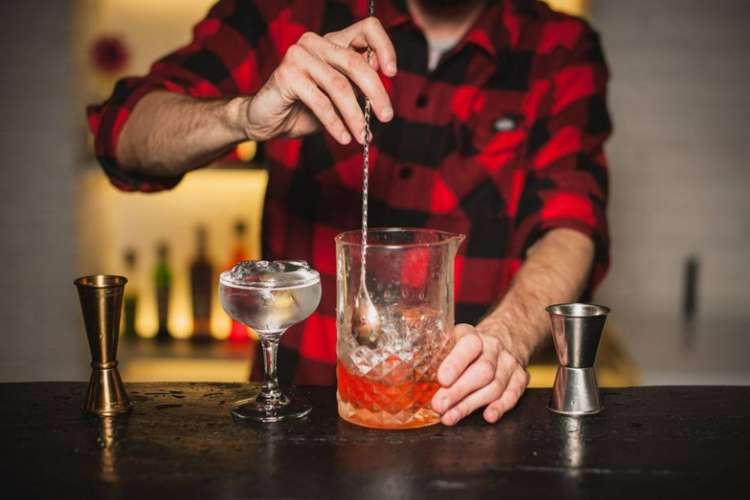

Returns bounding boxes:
[547,303,610,416]
[75,275,132,416]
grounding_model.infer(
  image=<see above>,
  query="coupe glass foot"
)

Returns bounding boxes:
[230,394,311,423]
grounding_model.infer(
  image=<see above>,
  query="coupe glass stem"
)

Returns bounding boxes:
[259,332,285,403]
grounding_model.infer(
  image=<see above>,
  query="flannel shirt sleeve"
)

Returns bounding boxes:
[513,24,612,297]
[86,0,268,192]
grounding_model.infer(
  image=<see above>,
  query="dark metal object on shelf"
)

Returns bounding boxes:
[547,302,610,416]
[75,274,132,416]
[683,255,700,321]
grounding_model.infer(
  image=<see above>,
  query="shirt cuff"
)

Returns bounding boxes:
[87,77,186,192]
[515,214,610,300]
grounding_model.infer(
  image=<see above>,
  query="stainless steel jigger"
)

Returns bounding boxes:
[75,275,132,416]
[547,303,610,416]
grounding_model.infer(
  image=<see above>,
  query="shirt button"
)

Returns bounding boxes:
[399,165,413,179]
[415,93,428,108]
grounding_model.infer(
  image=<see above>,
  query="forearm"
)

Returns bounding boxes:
[476,228,595,365]
[116,91,251,177]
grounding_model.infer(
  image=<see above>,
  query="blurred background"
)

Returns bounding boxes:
[0,0,748,385]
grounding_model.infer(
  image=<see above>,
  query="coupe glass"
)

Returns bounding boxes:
[219,260,321,422]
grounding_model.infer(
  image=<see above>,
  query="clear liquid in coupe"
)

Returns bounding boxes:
[220,283,320,335]
[219,260,320,335]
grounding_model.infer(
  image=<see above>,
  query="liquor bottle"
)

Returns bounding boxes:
[227,221,250,343]
[154,242,172,342]
[190,226,213,342]
[122,248,139,340]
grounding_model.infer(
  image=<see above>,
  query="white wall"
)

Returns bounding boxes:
[592,0,750,321]
[591,0,750,384]
[0,0,87,381]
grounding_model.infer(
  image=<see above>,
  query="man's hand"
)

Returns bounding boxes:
[115,17,396,177]
[430,228,597,426]
[431,324,530,425]
[245,17,397,144]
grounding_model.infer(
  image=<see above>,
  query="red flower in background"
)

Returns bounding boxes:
[91,35,129,75]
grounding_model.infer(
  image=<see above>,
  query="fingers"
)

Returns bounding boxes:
[296,79,352,145]
[327,17,397,77]
[262,21,395,143]
[274,60,351,145]
[300,33,393,123]
[437,324,482,387]
[284,43,365,144]
[433,349,515,426]
[439,377,506,426]
[431,326,529,426]
[434,357,502,425]
[483,366,530,423]
[367,52,380,72]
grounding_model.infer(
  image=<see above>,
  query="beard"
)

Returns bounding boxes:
[418,0,478,8]
[410,0,488,22]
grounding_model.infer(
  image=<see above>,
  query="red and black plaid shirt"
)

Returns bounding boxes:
[88,0,611,385]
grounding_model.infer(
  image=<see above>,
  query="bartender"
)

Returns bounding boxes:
[88,0,611,426]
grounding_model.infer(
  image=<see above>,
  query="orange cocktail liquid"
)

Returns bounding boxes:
[336,361,441,429]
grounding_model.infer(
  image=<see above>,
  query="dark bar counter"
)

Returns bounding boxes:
[1,383,748,499]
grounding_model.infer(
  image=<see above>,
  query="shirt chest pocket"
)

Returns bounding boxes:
[463,109,529,176]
